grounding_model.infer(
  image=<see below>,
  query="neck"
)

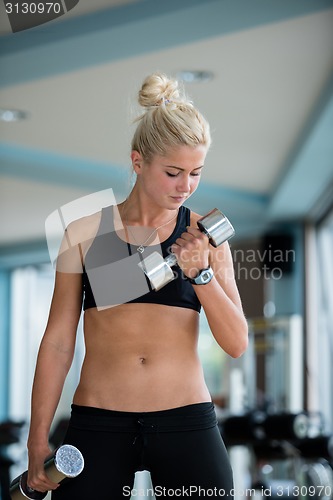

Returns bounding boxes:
[119,187,178,226]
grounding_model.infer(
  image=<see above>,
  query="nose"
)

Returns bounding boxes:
[177,175,191,194]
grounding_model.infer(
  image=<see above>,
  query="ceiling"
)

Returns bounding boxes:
[0,0,333,255]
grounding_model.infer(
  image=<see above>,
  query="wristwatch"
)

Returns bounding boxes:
[188,266,214,285]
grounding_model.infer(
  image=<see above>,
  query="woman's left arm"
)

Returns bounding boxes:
[193,241,248,358]
[172,220,248,358]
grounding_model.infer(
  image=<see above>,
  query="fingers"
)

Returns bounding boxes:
[171,227,208,253]
[27,471,60,493]
[178,227,205,243]
[184,226,205,238]
[171,227,210,278]
[174,227,209,249]
[27,446,60,493]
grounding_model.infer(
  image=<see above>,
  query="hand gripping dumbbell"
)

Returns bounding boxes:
[138,208,235,291]
[10,445,84,500]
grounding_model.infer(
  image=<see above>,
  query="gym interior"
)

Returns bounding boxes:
[0,1,333,499]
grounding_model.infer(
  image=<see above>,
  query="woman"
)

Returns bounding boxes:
[27,73,248,498]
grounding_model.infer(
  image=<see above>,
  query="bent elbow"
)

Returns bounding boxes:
[229,322,249,358]
[230,340,248,358]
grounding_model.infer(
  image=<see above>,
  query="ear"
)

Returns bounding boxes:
[131,150,143,175]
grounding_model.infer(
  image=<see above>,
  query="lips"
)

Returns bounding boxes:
[170,196,187,203]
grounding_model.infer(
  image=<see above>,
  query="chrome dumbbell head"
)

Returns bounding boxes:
[47,444,84,481]
[138,252,176,291]
[197,208,235,247]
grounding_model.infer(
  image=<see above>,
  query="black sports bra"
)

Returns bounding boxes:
[82,205,201,312]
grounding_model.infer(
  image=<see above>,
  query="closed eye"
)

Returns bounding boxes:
[166,171,201,177]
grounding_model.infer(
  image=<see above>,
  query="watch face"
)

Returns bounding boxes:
[191,267,213,284]
[202,271,210,282]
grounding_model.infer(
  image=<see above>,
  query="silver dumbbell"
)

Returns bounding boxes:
[10,445,84,500]
[138,208,235,291]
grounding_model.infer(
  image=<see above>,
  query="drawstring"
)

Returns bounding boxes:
[133,419,156,445]
[133,419,157,469]
[133,419,144,445]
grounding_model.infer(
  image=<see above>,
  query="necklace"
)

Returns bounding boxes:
[122,204,178,254]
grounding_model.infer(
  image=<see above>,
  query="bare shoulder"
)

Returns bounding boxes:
[57,210,103,273]
[65,210,102,247]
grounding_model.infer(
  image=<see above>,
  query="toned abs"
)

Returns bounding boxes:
[73,303,211,412]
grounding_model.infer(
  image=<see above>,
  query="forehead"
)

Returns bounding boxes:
[158,145,207,168]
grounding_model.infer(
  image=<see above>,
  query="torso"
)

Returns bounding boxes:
[73,303,211,411]
[72,205,211,411]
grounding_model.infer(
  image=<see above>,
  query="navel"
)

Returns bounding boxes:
[139,357,146,364]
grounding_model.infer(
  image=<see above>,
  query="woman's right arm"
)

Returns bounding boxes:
[27,269,83,492]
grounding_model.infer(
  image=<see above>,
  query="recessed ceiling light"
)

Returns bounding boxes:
[176,71,214,83]
[0,108,29,122]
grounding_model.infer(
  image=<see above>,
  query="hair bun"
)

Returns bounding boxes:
[138,73,181,107]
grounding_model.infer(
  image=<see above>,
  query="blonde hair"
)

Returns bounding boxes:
[131,73,211,162]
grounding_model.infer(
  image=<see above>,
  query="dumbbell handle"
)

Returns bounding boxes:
[10,445,84,500]
[164,253,178,268]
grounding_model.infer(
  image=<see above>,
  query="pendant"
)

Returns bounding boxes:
[137,245,145,254]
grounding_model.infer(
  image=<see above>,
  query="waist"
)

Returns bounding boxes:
[74,355,210,412]
[69,402,217,433]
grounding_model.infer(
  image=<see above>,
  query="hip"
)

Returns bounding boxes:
[68,401,218,434]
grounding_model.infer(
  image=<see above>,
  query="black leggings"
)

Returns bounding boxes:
[52,402,233,499]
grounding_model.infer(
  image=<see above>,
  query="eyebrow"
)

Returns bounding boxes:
[165,165,204,171]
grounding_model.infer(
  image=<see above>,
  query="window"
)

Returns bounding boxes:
[315,209,333,431]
